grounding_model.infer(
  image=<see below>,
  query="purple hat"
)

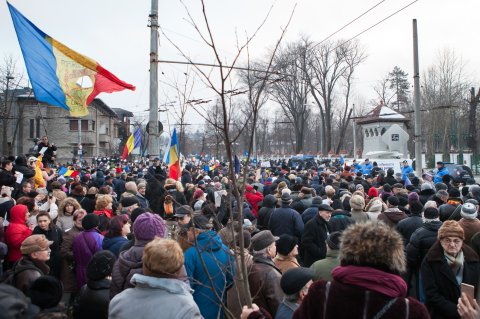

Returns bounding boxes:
[407,192,420,203]
[133,212,166,241]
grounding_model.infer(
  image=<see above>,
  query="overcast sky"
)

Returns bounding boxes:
[1,0,478,130]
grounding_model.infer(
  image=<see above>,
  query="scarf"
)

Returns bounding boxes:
[94,209,113,219]
[332,265,407,298]
[444,250,464,284]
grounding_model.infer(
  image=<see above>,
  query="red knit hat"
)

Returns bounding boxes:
[368,187,378,198]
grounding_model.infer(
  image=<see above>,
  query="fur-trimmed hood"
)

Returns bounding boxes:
[425,241,480,263]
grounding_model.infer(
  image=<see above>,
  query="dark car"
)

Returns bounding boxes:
[443,163,474,183]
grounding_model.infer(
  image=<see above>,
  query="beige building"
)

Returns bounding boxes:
[1,88,133,162]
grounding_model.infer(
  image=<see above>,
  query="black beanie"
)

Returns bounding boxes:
[409,201,424,215]
[326,231,342,250]
[276,234,298,256]
[82,213,99,230]
[280,267,314,295]
[87,250,116,281]
[29,276,63,310]
[387,196,399,207]
[448,187,461,198]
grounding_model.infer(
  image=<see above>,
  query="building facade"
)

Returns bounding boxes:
[1,88,133,162]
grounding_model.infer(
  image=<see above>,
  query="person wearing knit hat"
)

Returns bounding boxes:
[406,206,442,296]
[277,267,314,319]
[248,229,283,317]
[349,195,368,223]
[367,187,378,198]
[397,200,424,246]
[110,212,173,300]
[311,231,341,281]
[29,275,65,316]
[421,220,480,318]
[296,221,430,318]
[458,202,480,246]
[74,250,115,319]
[72,214,104,290]
[408,191,420,203]
[273,234,300,274]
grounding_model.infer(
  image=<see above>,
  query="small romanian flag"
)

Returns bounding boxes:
[166,128,181,180]
[122,127,142,160]
[7,3,135,117]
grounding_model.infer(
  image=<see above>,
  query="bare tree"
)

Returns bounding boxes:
[421,48,470,161]
[270,41,310,153]
[161,1,295,315]
[0,55,25,155]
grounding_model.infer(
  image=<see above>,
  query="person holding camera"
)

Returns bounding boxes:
[36,136,57,166]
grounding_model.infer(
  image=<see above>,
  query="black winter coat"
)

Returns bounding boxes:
[419,189,435,205]
[383,175,398,186]
[301,214,331,267]
[397,215,424,245]
[421,241,480,319]
[74,279,111,319]
[0,168,16,188]
[407,221,442,270]
[268,204,304,242]
[145,178,164,215]
[439,202,462,222]
[257,195,276,230]
[33,225,63,278]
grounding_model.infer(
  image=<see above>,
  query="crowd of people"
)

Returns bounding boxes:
[0,139,480,319]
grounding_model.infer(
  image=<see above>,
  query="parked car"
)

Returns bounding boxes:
[444,163,474,183]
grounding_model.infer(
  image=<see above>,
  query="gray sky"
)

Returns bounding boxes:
[1,0,479,129]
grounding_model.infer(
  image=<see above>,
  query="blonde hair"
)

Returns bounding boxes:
[58,198,81,216]
[175,181,184,193]
[325,185,336,198]
[95,194,113,211]
[143,238,184,277]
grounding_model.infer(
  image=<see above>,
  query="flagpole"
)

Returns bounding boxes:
[147,0,160,158]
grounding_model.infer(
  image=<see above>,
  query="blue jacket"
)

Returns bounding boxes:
[353,163,362,173]
[361,162,373,175]
[434,166,448,184]
[184,230,234,319]
[103,236,129,257]
[402,165,414,181]
[268,204,304,242]
[275,300,298,319]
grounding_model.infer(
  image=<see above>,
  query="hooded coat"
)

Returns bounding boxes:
[378,207,408,228]
[5,205,32,262]
[257,194,276,231]
[184,230,234,319]
[72,229,104,289]
[109,274,201,319]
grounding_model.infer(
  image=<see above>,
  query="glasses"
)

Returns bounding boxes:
[441,238,463,245]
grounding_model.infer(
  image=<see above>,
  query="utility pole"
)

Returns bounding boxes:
[147,0,160,158]
[352,104,356,158]
[412,19,422,176]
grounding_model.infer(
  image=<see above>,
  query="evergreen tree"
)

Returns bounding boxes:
[388,66,410,111]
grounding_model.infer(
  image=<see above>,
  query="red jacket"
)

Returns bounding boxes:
[5,204,32,262]
[245,190,263,218]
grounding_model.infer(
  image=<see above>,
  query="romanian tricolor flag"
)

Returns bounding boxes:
[122,127,142,160]
[166,128,181,180]
[8,3,135,117]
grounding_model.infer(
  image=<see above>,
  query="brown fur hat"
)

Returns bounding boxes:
[438,220,465,240]
[339,221,406,274]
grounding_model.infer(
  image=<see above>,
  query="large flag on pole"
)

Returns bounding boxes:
[165,128,181,180]
[7,3,135,117]
[122,127,142,160]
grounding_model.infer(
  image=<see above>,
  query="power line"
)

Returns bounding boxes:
[316,0,387,47]
[328,0,419,53]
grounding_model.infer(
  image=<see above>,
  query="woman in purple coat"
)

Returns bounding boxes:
[72,214,104,289]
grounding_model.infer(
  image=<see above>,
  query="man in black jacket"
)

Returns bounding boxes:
[301,204,333,267]
[35,136,57,166]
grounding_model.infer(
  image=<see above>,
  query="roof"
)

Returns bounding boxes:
[356,102,408,125]
[112,108,134,118]
[90,99,118,118]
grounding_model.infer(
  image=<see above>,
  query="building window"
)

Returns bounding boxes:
[29,119,35,138]
[81,120,88,131]
[69,120,78,131]
[36,118,40,138]
[92,120,96,131]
